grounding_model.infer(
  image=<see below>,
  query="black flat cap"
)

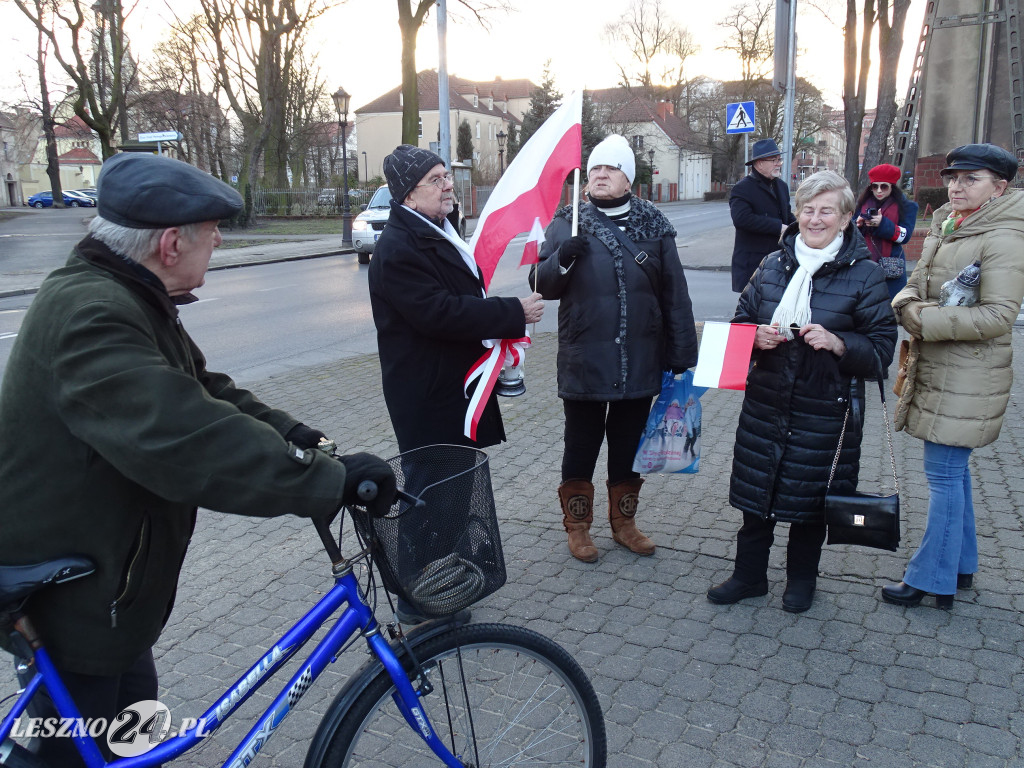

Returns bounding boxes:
[942,143,1019,181]
[383,144,445,204]
[97,153,243,229]
[746,139,782,165]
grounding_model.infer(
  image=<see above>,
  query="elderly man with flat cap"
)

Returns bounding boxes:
[729,138,797,292]
[0,153,395,766]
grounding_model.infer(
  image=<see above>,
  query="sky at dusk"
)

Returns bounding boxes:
[0,0,928,117]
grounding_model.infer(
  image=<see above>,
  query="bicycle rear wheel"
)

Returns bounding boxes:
[313,622,606,767]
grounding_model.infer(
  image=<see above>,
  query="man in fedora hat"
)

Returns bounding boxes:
[729,138,796,292]
[0,152,396,766]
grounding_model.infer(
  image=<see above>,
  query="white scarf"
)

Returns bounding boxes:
[770,232,844,340]
[404,206,484,297]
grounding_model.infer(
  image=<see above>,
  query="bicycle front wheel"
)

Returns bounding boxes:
[318,622,606,767]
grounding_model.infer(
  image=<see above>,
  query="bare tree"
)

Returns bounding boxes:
[11,0,137,158]
[717,0,775,89]
[29,0,65,207]
[603,0,676,96]
[191,0,337,220]
[662,27,701,117]
[842,0,911,187]
[396,0,510,146]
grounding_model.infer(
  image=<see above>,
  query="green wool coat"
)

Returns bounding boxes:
[0,239,346,675]
[893,190,1024,448]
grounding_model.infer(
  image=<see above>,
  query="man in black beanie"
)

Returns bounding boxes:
[0,152,395,766]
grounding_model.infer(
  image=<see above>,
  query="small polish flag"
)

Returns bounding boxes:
[692,322,758,390]
[520,217,545,267]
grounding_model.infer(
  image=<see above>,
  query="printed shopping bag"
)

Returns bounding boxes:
[633,371,704,474]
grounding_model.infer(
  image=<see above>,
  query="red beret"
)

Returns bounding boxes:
[868,164,901,184]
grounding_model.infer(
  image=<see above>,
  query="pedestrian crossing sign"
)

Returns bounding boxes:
[725,102,756,134]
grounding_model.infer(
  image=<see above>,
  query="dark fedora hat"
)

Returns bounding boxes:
[746,139,782,165]
[942,143,1019,181]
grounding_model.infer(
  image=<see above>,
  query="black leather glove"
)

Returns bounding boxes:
[671,367,689,375]
[285,423,327,450]
[339,452,398,517]
[558,236,588,267]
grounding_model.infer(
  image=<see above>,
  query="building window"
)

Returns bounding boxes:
[631,135,644,150]
[475,121,481,139]
[418,117,423,139]
[489,124,494,140]
[472,95,479,107]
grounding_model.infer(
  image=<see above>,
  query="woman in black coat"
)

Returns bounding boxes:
[532,135,698,563]
[708,170,897,613]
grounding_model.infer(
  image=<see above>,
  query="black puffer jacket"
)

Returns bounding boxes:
[729,224,897,523]
[532,198,698,401]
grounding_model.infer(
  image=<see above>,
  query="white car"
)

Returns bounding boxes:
[351,185,466,265]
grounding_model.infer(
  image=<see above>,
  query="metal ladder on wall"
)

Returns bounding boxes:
[894,0,1023,177]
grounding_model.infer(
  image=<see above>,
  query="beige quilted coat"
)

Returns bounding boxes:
[892,189,1024,448]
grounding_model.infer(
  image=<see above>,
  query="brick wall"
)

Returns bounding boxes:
[914,153,946,188]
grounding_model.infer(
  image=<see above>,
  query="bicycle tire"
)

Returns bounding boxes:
[310,622,606,767]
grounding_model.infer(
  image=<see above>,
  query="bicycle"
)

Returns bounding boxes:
[0,444,606,767]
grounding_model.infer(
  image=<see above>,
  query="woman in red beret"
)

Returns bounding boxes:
[854,164,919,299]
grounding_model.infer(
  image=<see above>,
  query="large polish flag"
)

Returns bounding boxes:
[469,90,583,289]
[693,322,758,390]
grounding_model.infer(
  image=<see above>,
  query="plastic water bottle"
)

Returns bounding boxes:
[939,260,981,307]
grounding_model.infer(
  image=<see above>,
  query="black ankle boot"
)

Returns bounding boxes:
[882,582,954,609]
[957,573,974,590]
[707,577,769,605]
[782,579,816,613]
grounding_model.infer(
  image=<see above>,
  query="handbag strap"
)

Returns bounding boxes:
[826,379,899,494]
[589,205,661,294]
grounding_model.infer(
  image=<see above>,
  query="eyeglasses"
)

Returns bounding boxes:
[870,182,891,191]
[416,172,454,189]
[940,172,997,188]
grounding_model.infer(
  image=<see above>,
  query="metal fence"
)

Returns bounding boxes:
[250,185,378,217]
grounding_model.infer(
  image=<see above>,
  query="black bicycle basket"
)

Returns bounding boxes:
[350,444,506,618]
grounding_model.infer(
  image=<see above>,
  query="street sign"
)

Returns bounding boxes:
[726,102,756,134]
[138,131,182,142]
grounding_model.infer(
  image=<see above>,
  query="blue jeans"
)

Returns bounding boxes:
[903,441,978,595]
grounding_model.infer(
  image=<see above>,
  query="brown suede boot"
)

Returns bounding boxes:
[608,478,655,555]
[558,479,598,562]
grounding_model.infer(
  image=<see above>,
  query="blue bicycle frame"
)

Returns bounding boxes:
[0,563,464,768]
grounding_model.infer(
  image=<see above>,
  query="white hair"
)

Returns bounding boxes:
[88,216,202,263]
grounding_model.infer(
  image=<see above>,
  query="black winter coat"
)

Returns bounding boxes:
[729,170,796,292]
[729,224,897,523]
[369,202,526,450]
[532,198,698,400]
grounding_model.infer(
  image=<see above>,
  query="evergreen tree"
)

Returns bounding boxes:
[517,61,562,153]
[457,120,474,163]
[581,92,607,166]
[504,123,519,163]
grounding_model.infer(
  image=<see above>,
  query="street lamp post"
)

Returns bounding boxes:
[332,86,352,247]
[647,148,656,200]
[496,129,507,176]
[361,151,368,183]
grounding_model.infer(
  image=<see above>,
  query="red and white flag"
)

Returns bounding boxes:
[693,322,757,390]
[519,216,545,267]
[469,90,583,288]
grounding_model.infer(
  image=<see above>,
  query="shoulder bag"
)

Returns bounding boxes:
[589,206,662,295]
[824,379,900,551]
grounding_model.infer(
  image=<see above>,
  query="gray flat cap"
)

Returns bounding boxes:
[97,153,243,229]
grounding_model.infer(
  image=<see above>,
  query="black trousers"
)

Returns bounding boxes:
[561,397,653,485]
[16,649,159,768]
[733,513,826,583]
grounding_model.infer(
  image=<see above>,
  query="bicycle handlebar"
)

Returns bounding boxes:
[356,481,424,509]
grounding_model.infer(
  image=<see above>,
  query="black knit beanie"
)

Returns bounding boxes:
[383,144,446,203]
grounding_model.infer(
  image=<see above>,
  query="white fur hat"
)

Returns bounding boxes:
[587,134,636,184]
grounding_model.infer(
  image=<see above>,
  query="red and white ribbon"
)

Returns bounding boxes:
[463,333,531,440]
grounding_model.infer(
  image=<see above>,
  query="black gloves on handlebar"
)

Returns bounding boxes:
[339,452,398,517]
[558,236,588,268]
[285,423,328,450]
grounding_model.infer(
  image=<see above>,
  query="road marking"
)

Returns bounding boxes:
[192,297,221,305]
[0,309,27,315]
[256,284,298,292]
[0,333,18,341]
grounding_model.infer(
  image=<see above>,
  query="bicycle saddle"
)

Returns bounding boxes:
[0,557,95,610]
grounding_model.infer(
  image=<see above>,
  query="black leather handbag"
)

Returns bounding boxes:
[824,379,901,552]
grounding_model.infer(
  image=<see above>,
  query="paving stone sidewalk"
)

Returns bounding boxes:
[5,329,1015,767]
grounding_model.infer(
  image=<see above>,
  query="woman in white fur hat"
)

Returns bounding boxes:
[530,134,698,562]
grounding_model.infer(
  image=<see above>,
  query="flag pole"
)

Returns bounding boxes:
[571,168,580,237]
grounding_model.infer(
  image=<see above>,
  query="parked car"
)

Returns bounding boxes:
[73,188,99,203]
[65,190,97,207]
[318,188,367,207]
[27,190,95,208]
[351,185,467,265]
